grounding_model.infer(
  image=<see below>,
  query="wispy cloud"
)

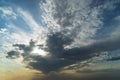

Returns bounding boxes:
[0,7,17,19]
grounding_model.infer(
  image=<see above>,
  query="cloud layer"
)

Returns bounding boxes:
[5,0,120,74]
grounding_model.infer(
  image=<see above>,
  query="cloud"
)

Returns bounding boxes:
[64,37,120,57]
[6,31,120,74]
[18,8,43,32]
[41,0,103,48]
[0,28,7,34]
[107,56,120,61]
[0,6,48,58]
[11,40,37,62]
[14,8,47,44]
[110,16,120,38]
[6,0,120,74]
[0,7,17,19]
[6,50,20,59]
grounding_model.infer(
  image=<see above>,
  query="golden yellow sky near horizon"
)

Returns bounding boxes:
[0,66,43,80]
[0,66,95,80]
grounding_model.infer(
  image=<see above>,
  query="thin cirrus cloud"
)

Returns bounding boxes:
[0,6,46,44]
[5,0,120,75]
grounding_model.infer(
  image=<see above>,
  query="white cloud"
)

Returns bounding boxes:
[18,8,44,32]
[17,8,47,44]
[0,28,7,34]
[41,0,103,48]
[0,7,17,19]
[41,0,120,49]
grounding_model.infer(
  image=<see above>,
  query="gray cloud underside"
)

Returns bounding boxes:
[7,33,120,73]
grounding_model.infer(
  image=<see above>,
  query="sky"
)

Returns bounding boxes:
[0,0,120,80]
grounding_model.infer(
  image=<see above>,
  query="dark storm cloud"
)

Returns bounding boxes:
[6,50,20,59]
[28,33,120,73]
[37,32,120,73]
[64,37,120,57]
[107,56,120,61]
[6,39,36,60]
[6,33,120,74]
[27,32,75,73]
[46,32,73,57]
[13,39,35,54]
[29,57,75,73]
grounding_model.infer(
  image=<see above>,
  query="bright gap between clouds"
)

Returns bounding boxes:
[31,47,48,57]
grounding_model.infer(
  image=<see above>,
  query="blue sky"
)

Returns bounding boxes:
[0,0,120,80]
